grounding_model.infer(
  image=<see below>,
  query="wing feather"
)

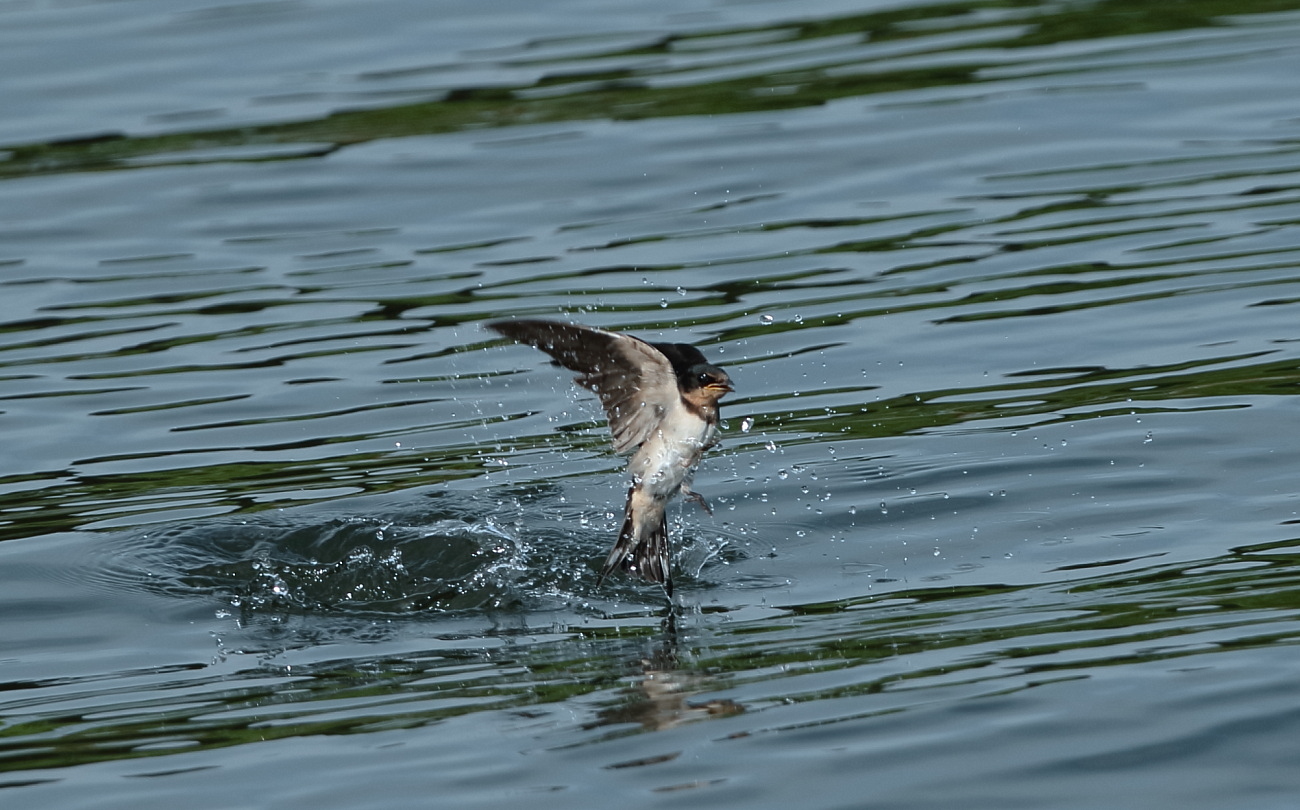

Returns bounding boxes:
[487,319,679,453]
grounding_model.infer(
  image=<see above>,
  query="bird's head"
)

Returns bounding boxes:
[685,363,733,402]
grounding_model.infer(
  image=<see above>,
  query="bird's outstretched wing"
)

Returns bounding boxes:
[487,319,680,454]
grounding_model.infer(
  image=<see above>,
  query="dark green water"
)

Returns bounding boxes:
[3,1,1300,807]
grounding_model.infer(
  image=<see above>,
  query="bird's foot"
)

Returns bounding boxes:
[683,489,713,516]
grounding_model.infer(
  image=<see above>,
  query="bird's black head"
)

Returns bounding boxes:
[651,340,732,401]
[685,363,733,397]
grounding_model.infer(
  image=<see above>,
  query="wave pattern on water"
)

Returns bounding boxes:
[3,1,1300,807]
[4,535,1300,789]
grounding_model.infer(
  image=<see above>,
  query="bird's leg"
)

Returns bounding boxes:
[681,484,713,516]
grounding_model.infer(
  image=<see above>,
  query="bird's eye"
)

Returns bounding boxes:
[697,373,712,384]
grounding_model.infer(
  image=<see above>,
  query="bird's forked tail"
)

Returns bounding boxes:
[597,487,672,596]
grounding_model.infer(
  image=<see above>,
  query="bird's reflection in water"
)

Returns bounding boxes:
[586,609,744,733]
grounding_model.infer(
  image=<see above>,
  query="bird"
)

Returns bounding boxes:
[486,319,733,596]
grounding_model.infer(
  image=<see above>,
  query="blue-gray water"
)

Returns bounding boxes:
[3,1,1300,807]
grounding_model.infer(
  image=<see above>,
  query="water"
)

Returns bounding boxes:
[4,1,1300,807]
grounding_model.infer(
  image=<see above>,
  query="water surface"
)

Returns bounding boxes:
[3,1,1300,807]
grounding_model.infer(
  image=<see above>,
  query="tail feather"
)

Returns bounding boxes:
[597,488,672,596]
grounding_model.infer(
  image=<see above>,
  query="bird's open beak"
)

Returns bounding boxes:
[706,381,734,392]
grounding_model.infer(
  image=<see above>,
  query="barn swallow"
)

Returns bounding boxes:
[487,319,733,596]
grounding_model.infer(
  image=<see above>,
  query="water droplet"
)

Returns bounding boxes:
[740,416,754,433]
[759,314,774,324]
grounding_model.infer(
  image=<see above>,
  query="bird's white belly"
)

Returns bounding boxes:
[629,424,711,499]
